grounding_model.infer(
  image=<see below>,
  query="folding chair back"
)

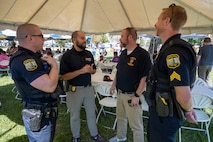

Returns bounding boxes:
[179,92,213,142]
[94,84,117,129]
[194,78,208,86]
[192,93,212,109]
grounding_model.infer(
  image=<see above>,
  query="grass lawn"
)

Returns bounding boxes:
[0,75,212,142]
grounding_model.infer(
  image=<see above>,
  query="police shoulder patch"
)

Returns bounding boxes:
[166,54,180,69]
[23,59,38,71]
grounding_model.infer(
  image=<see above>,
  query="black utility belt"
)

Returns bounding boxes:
[23,102,58,119]
[118,89,134,95]
[23,102,57,110]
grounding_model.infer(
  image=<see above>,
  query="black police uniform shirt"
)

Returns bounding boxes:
[10,46,54,102]
[116,46,151,92]
[156,34,195,87]
[60,47,96,86]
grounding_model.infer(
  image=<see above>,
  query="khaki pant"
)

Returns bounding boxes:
[116,92,144,142]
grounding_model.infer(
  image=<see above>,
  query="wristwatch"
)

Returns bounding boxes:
[134,93,140,97]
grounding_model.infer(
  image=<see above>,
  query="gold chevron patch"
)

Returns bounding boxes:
[170,71,181,81]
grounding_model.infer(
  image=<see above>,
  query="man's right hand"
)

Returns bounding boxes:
[41,56,57,67]
[81,64,94,74]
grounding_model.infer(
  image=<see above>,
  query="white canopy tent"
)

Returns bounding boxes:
[0,0,213,35]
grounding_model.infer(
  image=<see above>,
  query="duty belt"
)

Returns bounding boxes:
[22,102,58,118]
[23,101,57,110]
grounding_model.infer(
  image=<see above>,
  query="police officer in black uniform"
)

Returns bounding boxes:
[10,23,59,142]
[146,4,198,142]
[60,31,105,142]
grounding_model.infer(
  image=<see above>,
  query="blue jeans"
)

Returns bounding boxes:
[22,113,57,142]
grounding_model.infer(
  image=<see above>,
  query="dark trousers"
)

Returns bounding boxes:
[147,106,183,142]
[198,65,212,86]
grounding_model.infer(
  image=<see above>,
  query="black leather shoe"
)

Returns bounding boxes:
[91,134,106,142]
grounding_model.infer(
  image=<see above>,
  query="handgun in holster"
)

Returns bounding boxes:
[22,109,43,131]
[155,92,173,117]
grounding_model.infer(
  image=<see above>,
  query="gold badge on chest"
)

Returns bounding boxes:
[127,57,136,66]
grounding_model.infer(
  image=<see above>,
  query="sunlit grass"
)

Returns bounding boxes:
[0,115,26,141]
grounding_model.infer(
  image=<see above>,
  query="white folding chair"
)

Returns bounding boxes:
[111,68,117,75]
[94,84,117,129]
[59,94,67,104]
[179,92,213,142]
[11,86,22,100]
[141,95,149,119]
[96,62,111,73]
[194,77,208,86]
[0,68,10,77]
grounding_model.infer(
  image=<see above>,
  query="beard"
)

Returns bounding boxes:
[76,40,86,50]
[120,41,128,48]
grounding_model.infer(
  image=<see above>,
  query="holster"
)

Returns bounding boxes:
[22,109,42,131]
[144,64,157,106]
[155,92,173,117]
[144,80,156,106]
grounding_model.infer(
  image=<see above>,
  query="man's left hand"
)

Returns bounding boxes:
[185,109,198,124]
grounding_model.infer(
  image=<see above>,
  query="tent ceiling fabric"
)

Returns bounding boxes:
[0,0,213,35]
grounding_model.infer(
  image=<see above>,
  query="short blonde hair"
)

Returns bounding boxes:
[162,4,187,31]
